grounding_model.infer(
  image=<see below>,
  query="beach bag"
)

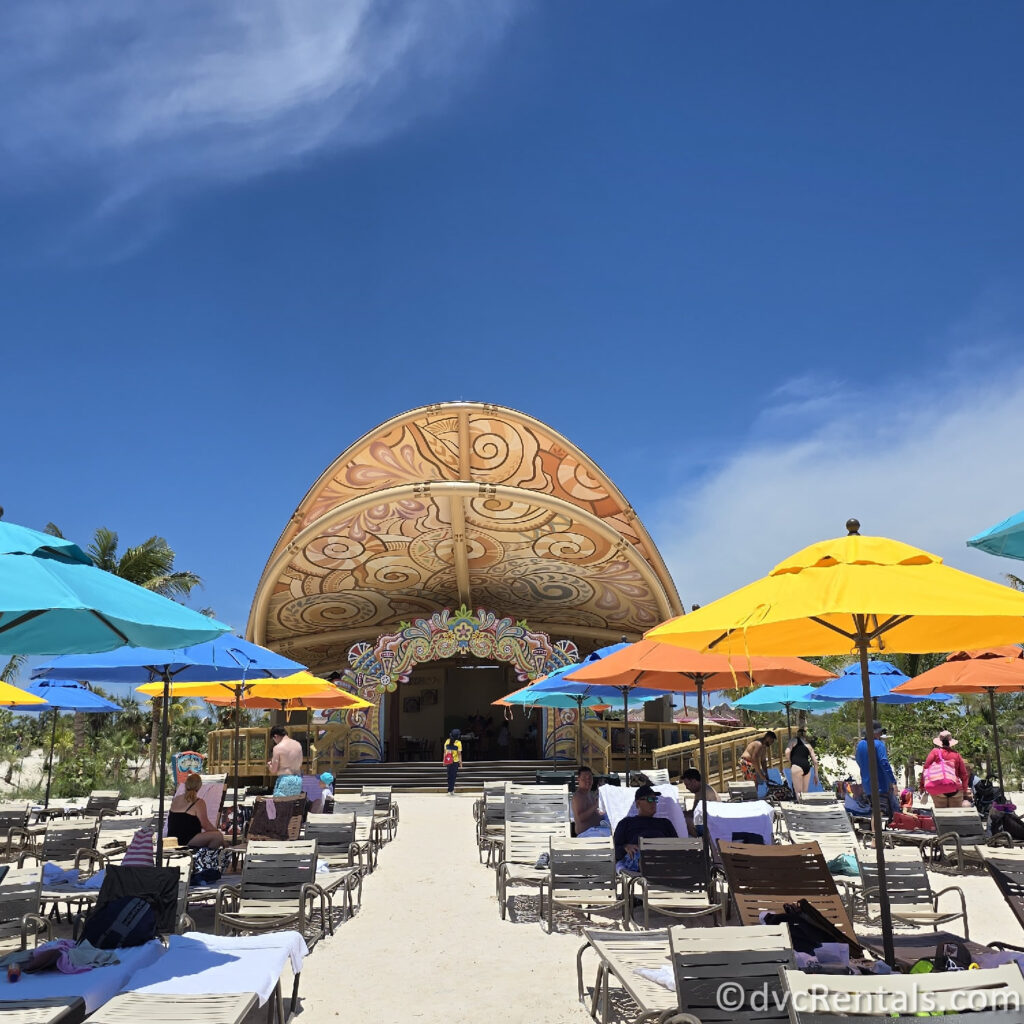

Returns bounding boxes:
[994,811,1024,842]
[923,752,959,792]
[80,896,157,949]
[191,846,222,884]
[827,853,859,876]
[443,748,456,766]
[890,811,924,832]
[762,900,862,957]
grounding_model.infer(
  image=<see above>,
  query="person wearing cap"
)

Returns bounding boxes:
[316,772,335,814]
[854,721,898,816]
[612,784,677,871]
[921,730,972,807]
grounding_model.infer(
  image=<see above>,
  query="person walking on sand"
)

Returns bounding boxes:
[921,730,972,808]
[855,721,899,817]
[786,728,822,795]
[443,729,463,795]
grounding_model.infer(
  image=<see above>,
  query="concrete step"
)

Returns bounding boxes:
[336,760,570,792]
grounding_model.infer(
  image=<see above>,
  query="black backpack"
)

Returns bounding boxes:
[80,895,157,949]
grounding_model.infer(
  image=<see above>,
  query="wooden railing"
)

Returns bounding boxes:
[651,726,796,790]
[582,720,735,774]
[206,722,350,781]
[580,724,611,775]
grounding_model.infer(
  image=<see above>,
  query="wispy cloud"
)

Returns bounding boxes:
[0,1,519,222]
[655,347,1024,608]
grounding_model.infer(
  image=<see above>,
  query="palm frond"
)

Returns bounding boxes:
[88,528,120,572]
[1008,574,1024,592]
[143,570,203,599]
[1,655,25,683]
[43,522,65,538]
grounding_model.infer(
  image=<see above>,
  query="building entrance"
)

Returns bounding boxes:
[387,660,542,762]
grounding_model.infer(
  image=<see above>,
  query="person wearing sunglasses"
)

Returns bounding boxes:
[612,784,677,872]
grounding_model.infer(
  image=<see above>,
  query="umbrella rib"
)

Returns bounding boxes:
[0,609,46,636]
[88,610,131,645]
[865,615,912,642]
[808,616,856,641]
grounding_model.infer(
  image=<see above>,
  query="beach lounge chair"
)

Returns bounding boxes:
[301,814,364,918]
[629,837,723,928]
[780,962,1024,1020]
[0,998,82,1023]
[0,865,51,951]
[669,923,793,1023]
[247,796,306,843]
[214,839,327,939]
[982,850,1024,951]
[331,797,378,873]
[88,992,257,1024]
[637,769,671,786]
[0,805,33,863]
[727,780,757,802]
[118,929,306,1024]
[539,837,627,933]
[72,865,191,940]
[495,785,570,920]
[576,928,675,1024]
[926,806,1012,870]
[854,846,969,937]
[717,840,862,950]
[795,790,838,804]
[19,821,101,870]
[361,786,398,842]
[96,817,158,863]
[780,802,860,863]
[79,791,121,820]
[477,781,506,865]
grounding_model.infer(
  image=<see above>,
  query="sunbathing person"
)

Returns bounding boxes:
[167,772,225,849]
[612,784,676,871]
[572,766,608,835]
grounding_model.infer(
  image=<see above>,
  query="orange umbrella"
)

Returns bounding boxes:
[891,647,1024,786]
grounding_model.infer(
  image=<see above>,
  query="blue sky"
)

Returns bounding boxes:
[3,2,1024,638]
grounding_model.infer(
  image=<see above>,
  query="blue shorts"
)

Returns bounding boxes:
[273,775,303,797]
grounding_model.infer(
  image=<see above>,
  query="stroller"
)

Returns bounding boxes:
[973,776,999,821]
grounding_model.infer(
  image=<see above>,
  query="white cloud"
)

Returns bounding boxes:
[656,356,1024,608]
[0,1,519,207]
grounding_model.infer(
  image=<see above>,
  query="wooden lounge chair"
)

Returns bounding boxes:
[780,803,860,864]
[214,839,327,939]
[669,923,793,1023]
[495,785,570,919]
[88,992,256,1024]
[926,806,1012,870]
[854,846,968,936]
[332,797,378,873]
[628,837,723,929]
[361,786,398,842]
[247,796,306,843]
[539,837,627,933]
[0,866,51,951]
[781,962,1024,1021]
[576,928,676,1024]
[717,840,862,951]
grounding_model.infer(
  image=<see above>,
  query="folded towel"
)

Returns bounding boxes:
[634,966,674,991]
[264,799,277,821]
[76,869,106,890]
[42,863,79,886]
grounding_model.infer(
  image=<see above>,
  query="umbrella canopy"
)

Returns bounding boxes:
[8,679,118,810]
[146,672,372,711]
[811,660,953,705]
[0,681,47,706]
[731,684,841,713]
[891,647,1024,787]
[494,686,610,711]
[968,511,1024,562]
[35,636,304,860]
[645,520,1024,968]
[0,520,230,654]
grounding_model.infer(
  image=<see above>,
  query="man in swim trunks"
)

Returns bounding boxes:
[739,731,776,784]
[268,726,304,796]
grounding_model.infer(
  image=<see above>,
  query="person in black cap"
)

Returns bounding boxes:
[854,720,898,816]
[612,784,677,871]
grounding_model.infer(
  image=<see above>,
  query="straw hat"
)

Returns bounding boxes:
[933,729,958,748]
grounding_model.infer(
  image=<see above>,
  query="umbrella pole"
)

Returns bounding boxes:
[575,697,584,768]
[855,618,895,967]
[621,687,630,784]
[232,689,241,845]
[785,702,792,739]
[695,675,711,888]
[43,710,58,810]
[156,669,171,864]
[988,688,1006,793]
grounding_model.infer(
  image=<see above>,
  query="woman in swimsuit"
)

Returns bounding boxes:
[786,728,821,795]
[167,772,225,849]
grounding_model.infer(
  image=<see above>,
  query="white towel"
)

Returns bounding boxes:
[634,966,675,991]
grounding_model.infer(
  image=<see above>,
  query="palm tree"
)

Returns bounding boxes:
[44,524,203,783]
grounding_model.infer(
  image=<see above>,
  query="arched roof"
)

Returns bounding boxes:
[247,402,683,664]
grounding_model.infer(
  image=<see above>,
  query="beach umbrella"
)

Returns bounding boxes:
[968,511,1024,562]
[891,647,1024,789]
[730,683,841,735]
[0,518,229,654]
[646,520,1024,966]
[811,660,953,706]
[35,637,303,859]
[9,680,117,809]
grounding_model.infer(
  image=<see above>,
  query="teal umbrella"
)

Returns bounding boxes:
[968,510,1024,562]
[732,684,841,734]
[0,519,230,654]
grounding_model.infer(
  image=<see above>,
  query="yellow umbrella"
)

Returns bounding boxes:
[0,681,47,705]
[647,519,1024,965]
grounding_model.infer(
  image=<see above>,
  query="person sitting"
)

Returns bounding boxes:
[572,766,608,836]
[316,772,335,814]
[167,772,225,849]
[680,768,719,807]
[612,784,677,872]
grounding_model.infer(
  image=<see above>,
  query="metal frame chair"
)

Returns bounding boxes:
[629,837,723,929]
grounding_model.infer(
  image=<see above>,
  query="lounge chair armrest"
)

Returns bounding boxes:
[989,941,1024,952]
[75,847,106,873]
[988,832,1012,847]
[17,849,41,868]
[660,1014,702,1024]
[214,883,241,917]
[21,913,52,949]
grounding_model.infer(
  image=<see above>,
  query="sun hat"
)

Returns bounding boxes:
[933,730,958,748]
[319,772,334,785]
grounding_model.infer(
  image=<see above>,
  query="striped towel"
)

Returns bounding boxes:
[121,829,155,867]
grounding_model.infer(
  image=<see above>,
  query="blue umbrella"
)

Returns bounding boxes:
[0,520,230,654]
[10,680,119,809]
[968,510,1024,562]
[34,637,304,856]
[811,660,953,706]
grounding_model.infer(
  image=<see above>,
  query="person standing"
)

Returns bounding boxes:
[739,731,776,784]
[267,726,304,797]
[921,730,972,808]
[443,729,463,796]
[786,728,822,795]
[855,721,898,816]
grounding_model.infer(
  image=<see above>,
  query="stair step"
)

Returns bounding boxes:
[336,760,571,791]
